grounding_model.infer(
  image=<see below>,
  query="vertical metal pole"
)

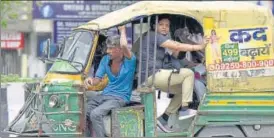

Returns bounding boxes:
[152,16,158,86]
[0,0,3,134]
[139,16,156,137]
[38,94,43,136]
[144,16,151,86]
[47,39,51,59]
[138,18,143,87]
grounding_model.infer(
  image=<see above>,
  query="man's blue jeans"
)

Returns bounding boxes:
[85,94,126,137]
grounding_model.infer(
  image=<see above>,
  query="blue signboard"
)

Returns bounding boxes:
[32,1,136,20]
[37,33,58,57]
[53,20,133,45]
[34,0,136,44]
[34,0,136,59]
[53,20,88,44]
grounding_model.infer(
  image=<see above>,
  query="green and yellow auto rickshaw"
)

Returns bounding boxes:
[4,1,274,137]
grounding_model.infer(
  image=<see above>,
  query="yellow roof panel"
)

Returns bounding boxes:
[76,1,272,30]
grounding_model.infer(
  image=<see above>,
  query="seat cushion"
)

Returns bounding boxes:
[85,91,142,137]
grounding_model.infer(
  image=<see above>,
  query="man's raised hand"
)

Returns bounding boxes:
[84,77,94,89]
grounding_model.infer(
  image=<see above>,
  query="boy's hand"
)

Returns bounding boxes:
[201,36,210,49]
[203,36,210,45]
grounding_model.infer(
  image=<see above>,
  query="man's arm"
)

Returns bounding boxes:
[118,25,132,59]
[84,56,107,88]
[160,36,209,52]
[172,50,180,58]
[84,77,102,87]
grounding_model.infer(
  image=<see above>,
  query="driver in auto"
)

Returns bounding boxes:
[84,25,136,137]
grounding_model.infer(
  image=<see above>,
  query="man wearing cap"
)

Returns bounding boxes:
[84,25,136,137]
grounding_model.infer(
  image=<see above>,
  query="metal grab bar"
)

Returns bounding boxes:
[144,16,151,86]
[138,18,143,88]
[30,108,82,115]
[152,15,158,86]
[39,91,84,95]
[137,15,159,89]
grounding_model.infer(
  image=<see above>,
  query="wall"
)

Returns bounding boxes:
[27,20,53,78]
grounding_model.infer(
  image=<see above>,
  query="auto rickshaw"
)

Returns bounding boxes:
[4,1,274,137]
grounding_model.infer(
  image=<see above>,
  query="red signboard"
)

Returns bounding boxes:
[1,32,24,49]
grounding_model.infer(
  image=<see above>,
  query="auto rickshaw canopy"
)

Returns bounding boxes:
[76,1,273,31]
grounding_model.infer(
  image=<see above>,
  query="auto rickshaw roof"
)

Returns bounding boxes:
[76,1,272,31]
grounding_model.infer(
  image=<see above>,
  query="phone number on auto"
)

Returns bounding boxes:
[208,59,274,71]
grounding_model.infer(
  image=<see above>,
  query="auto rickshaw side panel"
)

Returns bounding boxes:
[192,12,274,137]
[205,24,273,92]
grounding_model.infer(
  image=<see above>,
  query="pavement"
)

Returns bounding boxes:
[1,83,25,137]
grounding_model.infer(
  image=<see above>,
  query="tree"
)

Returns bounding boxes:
[0,1,24,28]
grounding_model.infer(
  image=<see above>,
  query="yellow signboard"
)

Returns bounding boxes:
[205,26,274,92]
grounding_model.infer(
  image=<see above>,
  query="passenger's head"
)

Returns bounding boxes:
[156,15,170,35]
[211,29,216,36]
[151,15,170,36]
[106,35,123,60]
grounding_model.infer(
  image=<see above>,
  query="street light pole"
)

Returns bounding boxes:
[0,0,3,135]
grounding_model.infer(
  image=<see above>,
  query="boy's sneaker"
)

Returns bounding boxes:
[157,116,175,133]
[178,108,197,120]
